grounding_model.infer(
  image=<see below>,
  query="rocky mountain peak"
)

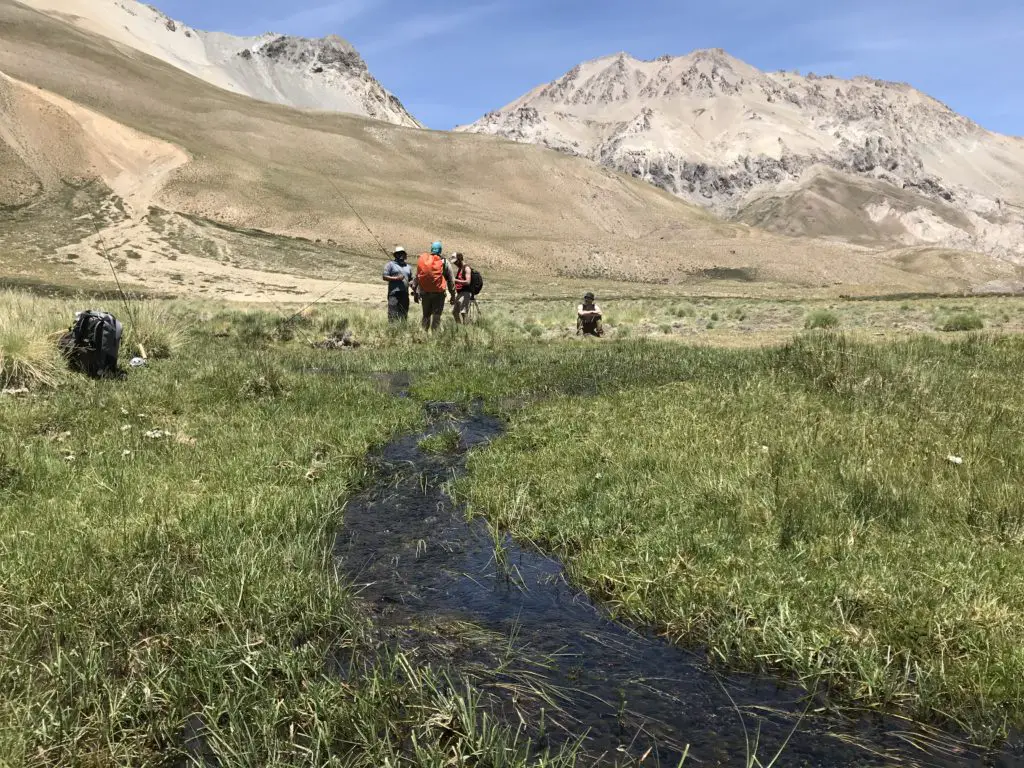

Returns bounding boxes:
[245,33,368,75]
[21,0,420,127]
[459,48,1024,264]
[686,47,738,64]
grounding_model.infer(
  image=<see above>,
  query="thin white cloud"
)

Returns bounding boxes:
[359,3,505,54]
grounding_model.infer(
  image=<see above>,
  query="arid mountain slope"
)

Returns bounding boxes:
[17,0,420,126]
[0,70,187,212]
[1,1,1020,300]
[460,50,1024,263]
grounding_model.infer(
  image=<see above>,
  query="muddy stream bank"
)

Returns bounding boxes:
[332,376,1015,766]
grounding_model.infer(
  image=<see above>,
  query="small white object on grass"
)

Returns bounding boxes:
[947,455,964,465]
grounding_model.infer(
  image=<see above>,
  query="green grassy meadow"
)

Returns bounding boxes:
[4,288,1024,763]
[0,294,580,767]
[462,333,1024,740]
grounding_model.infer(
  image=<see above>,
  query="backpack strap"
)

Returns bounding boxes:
[72,312,88,344]
[95,318,107,353]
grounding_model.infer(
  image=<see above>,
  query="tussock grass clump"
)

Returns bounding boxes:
[123,301,186,359]
[419,427,461,455]
[234,311,274,344]
[272,312,314,342]
[771,332,931,400]
[804,309,840,330]
[0,324,61,389]
[319,316,350,337]
[239,359,290,398]
[671,302,697,318]
[940,311,985,332]
[0,291,67,389]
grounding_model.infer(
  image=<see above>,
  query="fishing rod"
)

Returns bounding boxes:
[327,175,393,262]
[280,175,398,325]
[90,219,135,321]
[89,218,147,358]
[79,218,148,407]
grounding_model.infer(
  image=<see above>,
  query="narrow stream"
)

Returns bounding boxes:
[333,387,1015,766]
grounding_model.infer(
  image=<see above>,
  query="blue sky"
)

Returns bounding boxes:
[157,0,1024,135]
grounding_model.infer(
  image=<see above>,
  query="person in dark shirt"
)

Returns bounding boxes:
[577,292,604,337]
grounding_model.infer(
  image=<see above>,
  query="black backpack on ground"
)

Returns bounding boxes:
[58,310,125,379]
[468,268,484,296]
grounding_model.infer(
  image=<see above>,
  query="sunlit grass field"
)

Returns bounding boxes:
[0,293,580,767]
[462,333,1024,741]
[4,288,1024,764]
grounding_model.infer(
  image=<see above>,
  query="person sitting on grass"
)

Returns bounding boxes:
[577,292,604,337]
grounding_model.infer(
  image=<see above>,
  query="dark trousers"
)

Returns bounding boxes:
[420,292,446,331]
[388,291,409,322]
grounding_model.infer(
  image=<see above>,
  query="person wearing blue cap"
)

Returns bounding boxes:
[413,241,456,331]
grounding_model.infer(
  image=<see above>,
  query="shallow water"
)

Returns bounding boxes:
[334,398,1018,766]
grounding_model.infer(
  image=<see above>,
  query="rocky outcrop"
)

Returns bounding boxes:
[228,33,421,126]
[21,0,421,127]
[460,50,1024,262]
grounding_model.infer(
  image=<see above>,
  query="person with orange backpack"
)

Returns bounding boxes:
[412,241,456,331]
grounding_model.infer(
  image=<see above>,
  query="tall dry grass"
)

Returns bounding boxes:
[122,301,187,359]
[0,292,191,389]
[0,291,71,389]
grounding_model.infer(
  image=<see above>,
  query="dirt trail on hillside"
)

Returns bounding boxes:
[2,71,380,303]
[1,71,188,216]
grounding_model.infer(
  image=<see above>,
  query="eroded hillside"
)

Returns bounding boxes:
[2,3,1020,298]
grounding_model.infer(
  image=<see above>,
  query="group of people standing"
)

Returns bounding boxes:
[382,240,604,337]
[382,241,476,330]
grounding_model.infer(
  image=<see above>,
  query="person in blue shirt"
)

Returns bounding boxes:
[382,246,413,322]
